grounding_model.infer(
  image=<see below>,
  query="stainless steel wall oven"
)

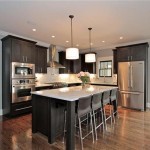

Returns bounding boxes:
[12,79,35,103]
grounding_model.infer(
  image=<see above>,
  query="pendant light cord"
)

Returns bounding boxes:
[69,15,74,47]
[88,28,92,52]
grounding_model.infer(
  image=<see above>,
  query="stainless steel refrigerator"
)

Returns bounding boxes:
[118,61,145,111]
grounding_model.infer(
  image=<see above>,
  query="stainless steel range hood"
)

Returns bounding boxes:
[47,44,65,68]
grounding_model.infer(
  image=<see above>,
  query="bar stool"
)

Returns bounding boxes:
[92,93,104,140]
[76,95,94,149]
[110,88,118,123]
[102,90,112,130]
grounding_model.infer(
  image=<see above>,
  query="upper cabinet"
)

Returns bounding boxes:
[59,51,74,74]
[59,52,96,74]
[81,54,96,74]
[116,43,148,62]
[113,43,149,74]
[2,35,37,63]
[35,45,47,73]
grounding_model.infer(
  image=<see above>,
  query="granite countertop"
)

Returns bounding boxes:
[35,81,117,88]
[32,85,118,102]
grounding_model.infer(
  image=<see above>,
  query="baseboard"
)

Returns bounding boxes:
[147,103,150,108]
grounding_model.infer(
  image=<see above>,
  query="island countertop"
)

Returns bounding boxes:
[31,85,118,101]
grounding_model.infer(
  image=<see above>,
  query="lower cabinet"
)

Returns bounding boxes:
[11,101,32,116]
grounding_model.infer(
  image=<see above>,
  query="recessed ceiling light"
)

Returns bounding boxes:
[32,28,36,32]
[51,35,55,38]
[102,41,105,43]
[66,40,69,43]
[120,36,123,40]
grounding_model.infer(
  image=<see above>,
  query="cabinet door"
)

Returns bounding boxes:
[11,39,21,62]
[73,54,81,73]
[113,49,118,74]
[81,54,96,73]
[117,47,130,62]
[59,51,73,74]
[130,45,147,61]
[21,41,35,63]
[35,46,47,73]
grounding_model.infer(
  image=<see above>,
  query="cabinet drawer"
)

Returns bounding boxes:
[11,101,32,116]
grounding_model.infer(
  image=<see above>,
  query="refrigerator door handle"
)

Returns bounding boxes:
[128,64,131,88]
[131,65,133,88]
[120,91,140,95]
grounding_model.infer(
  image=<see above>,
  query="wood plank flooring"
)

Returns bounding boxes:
[0,108,150,150]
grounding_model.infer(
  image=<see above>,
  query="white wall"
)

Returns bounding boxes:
[0,38,2,115]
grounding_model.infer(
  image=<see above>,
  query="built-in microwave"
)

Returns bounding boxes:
[12,62,35,79]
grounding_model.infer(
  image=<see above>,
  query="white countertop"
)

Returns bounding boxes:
[32,85,118,102]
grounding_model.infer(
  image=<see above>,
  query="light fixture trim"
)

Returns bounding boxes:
[32,28,36,32]
[85,53,96,63]
[66,15,79,60]
[66,47,79,59]
[85,27,96,63]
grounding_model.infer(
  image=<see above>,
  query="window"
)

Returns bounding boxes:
[99,60,112,77]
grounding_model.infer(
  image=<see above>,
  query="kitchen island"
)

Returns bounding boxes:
[31,85,118,150]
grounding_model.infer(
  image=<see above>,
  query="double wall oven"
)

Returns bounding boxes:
[11,62,35,115]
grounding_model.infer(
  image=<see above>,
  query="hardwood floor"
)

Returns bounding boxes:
[0,108,150,150]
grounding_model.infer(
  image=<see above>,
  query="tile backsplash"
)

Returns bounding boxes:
[35,68,117,84]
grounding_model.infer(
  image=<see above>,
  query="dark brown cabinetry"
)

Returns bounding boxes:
[7,36,36,63]
[1,35,37,117]
[81,53,96,73]
[59,52,96,74]
[35,45,47,73]
[59,51,81,74]
[113,43,149,74]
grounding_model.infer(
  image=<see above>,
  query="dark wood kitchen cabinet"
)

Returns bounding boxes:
[59,51,74,74]
[59,51,81,74]
[2,35,37,63]
[35,45,47,73]
[113,42,149,74]
[81,53,96,73]
[1,35,37,117]
[116,43,148,62]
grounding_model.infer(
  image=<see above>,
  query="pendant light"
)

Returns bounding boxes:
[85,28,96,63]
[66,15,79,60]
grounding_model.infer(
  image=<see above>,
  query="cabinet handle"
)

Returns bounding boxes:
[26,56,28,62]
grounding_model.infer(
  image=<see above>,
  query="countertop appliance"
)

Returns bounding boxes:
[118,61,145,111]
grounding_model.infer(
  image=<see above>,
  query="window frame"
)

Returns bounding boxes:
[99,60,112,77]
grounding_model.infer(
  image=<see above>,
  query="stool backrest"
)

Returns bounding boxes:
[102,90,110,105]
[77,95,92,117]
[110,88,118,102]
[92,93,102,110]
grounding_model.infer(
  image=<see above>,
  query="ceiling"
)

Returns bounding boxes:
[0,1,150,50]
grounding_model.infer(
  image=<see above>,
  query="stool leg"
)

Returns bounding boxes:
[103,107,107,131]
[78,118,83,150]
[90,112,95,143]
[93,110,98,140]
[101,108,105,131]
